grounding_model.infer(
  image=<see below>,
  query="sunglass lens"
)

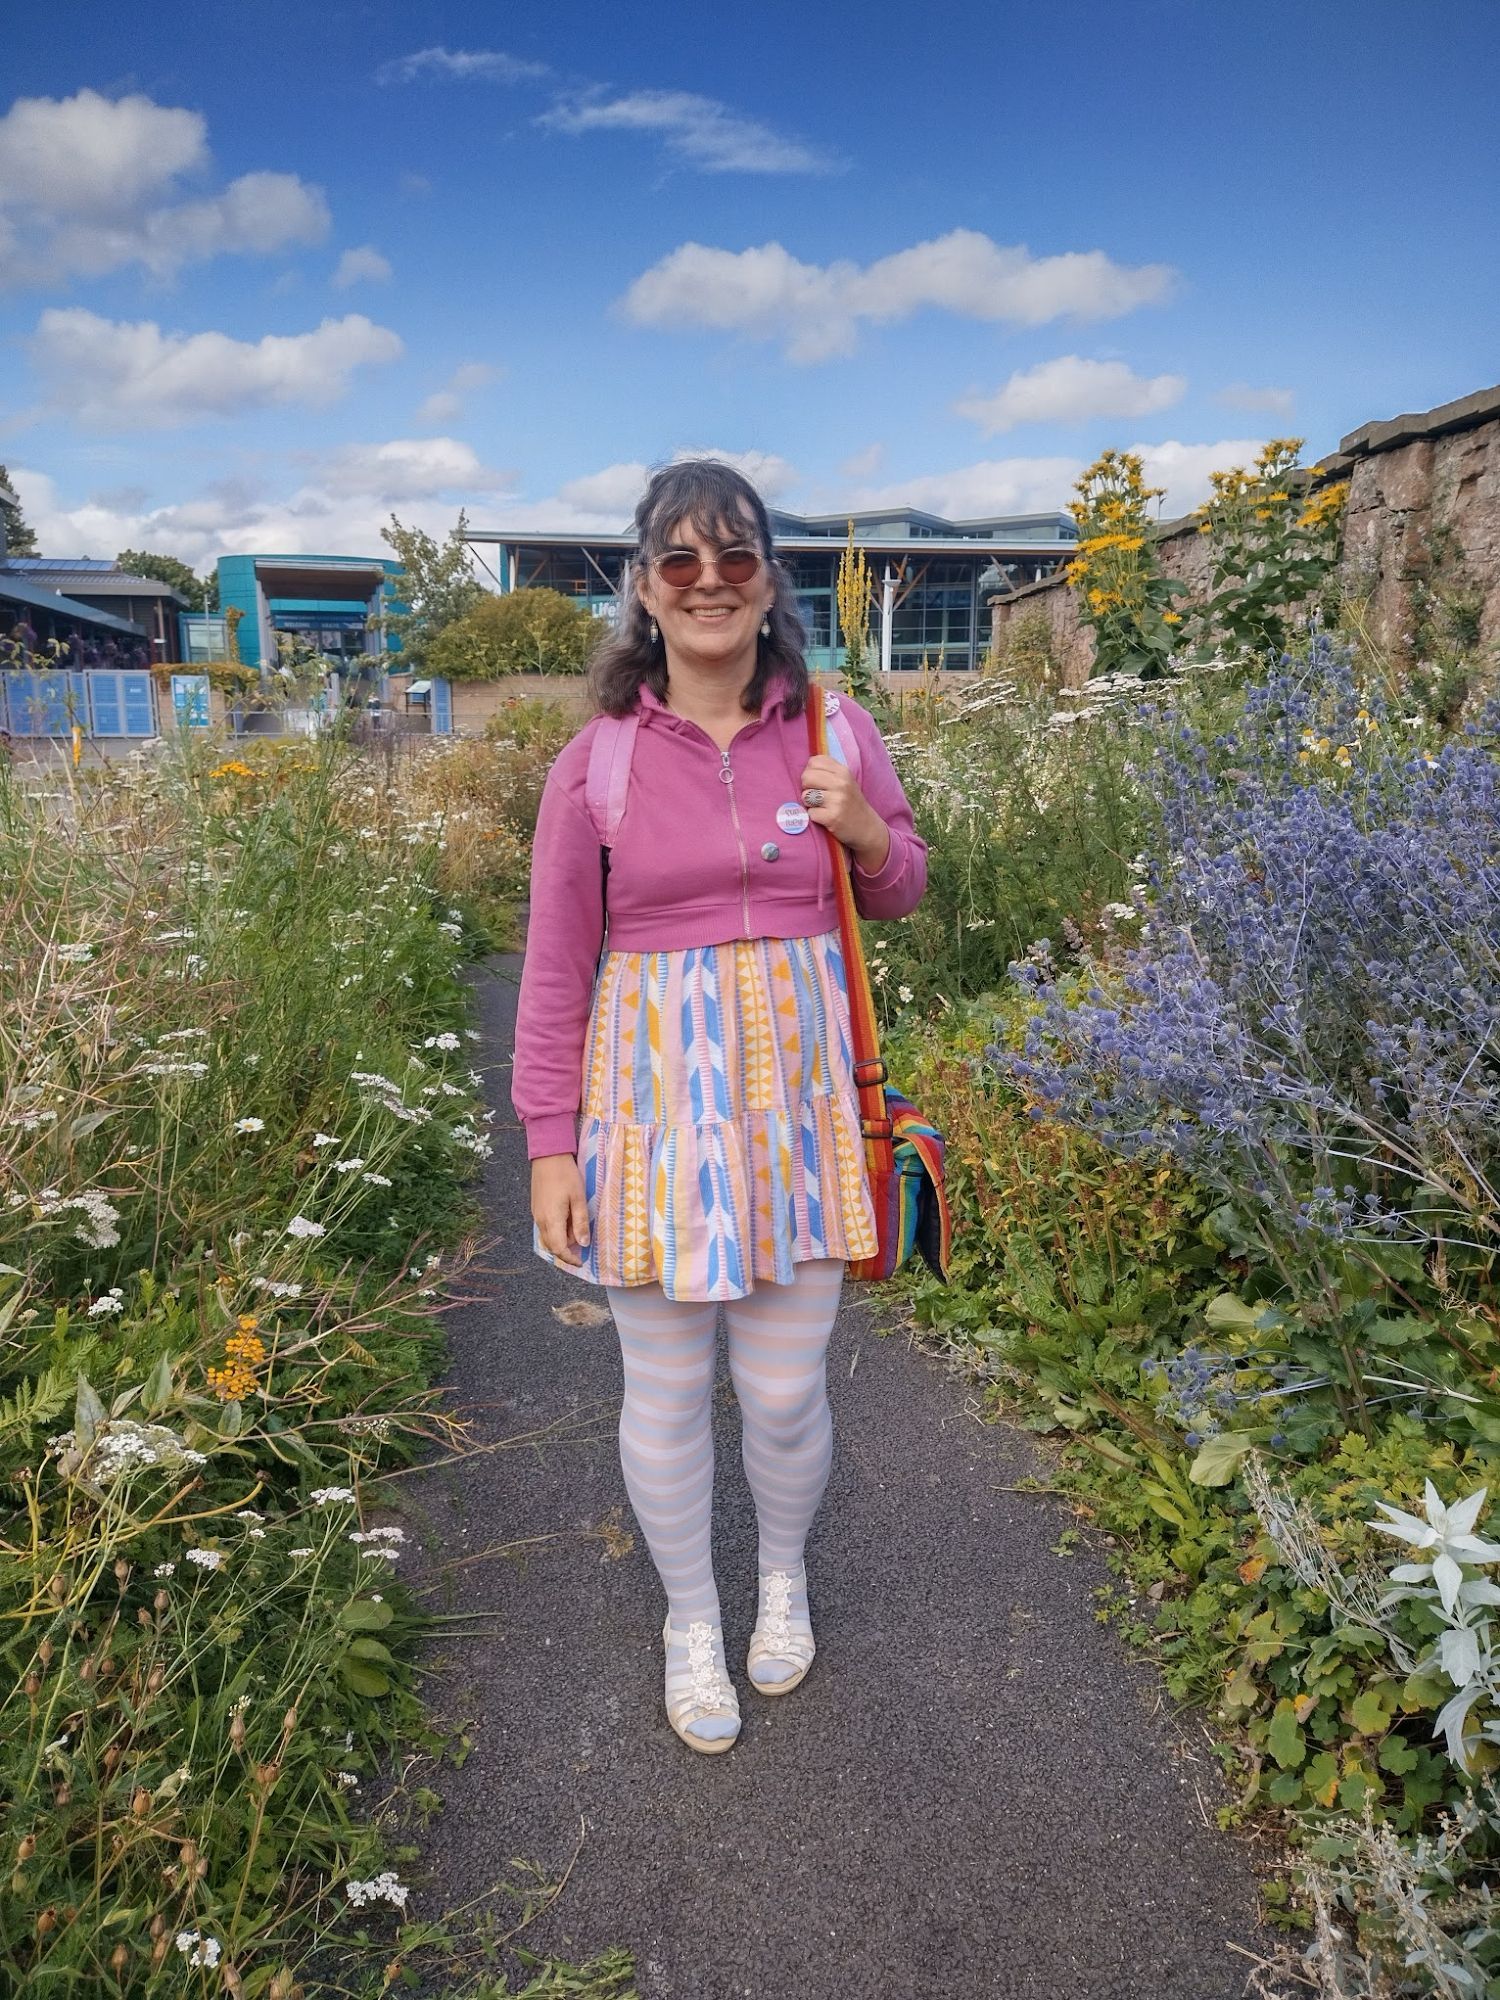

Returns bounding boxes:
[717,549,760,583]
[657,552,701,586]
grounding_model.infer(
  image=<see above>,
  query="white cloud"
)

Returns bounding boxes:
[0,88,206,215]
[843,434,1268,522]
[29,309,403,429]
[1216,381,1296,417]
[332,245,392,288]
[10,438,515,568]
[619,229,1177,362]
[955,355,1186,435]
[539,90,835,175]
[495,447,800,533]
[376,47,550,85]
[0,90,329,286]
[319,437,512,499]
[1134,437,1267,515]
[416,361,499,426]
[838,443,886,481]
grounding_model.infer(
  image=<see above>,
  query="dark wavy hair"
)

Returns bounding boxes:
[587,458,811,720]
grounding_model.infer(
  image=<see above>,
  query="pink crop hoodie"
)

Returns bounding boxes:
[511,671,928,1160]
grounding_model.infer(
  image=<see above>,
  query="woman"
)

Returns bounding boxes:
[511,459,927,1754]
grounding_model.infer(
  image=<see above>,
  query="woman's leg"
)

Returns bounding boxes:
[606,1281,722,1622]
[606,1281,738,1743]
[724,1256,843,1673]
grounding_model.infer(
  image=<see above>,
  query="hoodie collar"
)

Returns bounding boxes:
[637,668,793,726]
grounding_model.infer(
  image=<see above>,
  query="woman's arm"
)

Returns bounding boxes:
[843,701,928,920]
[510,756,606,1160]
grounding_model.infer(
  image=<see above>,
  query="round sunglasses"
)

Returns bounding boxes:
[649,544,763,589]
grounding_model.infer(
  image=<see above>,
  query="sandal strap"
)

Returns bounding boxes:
[748,1568,816,1670]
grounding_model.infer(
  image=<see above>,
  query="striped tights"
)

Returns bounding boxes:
[604,1256,844,1628]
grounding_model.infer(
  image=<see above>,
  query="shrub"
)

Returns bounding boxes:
[429,587,604,681]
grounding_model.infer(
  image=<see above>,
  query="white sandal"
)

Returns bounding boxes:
[662,1615,741,1753]
[746,1564,816,1695]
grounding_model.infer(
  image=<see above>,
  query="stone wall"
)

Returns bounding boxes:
[987,380,1500,683]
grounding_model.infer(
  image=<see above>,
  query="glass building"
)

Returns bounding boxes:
[462,506,1077,673]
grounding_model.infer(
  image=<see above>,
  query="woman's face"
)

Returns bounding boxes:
[636,513,777,672]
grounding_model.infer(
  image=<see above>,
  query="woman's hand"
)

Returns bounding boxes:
[531,1154,590,1266]
[798,754,891,873]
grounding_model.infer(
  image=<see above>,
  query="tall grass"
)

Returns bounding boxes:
[0,732,500,1994]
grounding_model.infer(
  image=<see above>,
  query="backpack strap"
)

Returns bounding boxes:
[584,712,639,847]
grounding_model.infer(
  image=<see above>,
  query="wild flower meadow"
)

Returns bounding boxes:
[0,729,522,1994]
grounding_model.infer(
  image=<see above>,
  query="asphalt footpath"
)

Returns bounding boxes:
[396,951,1293,2000]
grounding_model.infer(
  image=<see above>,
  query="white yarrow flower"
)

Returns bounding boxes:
[285,1215,325,1239]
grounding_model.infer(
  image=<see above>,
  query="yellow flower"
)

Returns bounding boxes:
[1162,611,1182,625]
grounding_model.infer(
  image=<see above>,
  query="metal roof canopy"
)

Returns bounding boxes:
[4,566,188,602]
[0,573,150,637]
[463,530,1075,557]
[252,560,388,599]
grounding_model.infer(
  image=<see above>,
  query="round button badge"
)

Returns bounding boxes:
[775,801,811,835]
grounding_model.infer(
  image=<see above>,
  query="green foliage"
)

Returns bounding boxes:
[0,461,38,557]
[0,731,503,1993]
[379,510,488,670]
[1188,441,1348,660]
[115,548,217,614]
[1065,449,1187,679]
[429,586,604,681]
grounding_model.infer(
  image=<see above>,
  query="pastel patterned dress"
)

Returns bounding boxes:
[532,928,879,1301]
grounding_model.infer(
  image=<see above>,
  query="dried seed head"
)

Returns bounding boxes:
[281,1705,297,1737]
[178,1839,197,1868]
[132,1789,150,1818]
[38,1637,53,1665]
[48,1576,66,1604]
[268,1974,294,2000]
[153,1591,169,1615]
[193,1856,208,1880]
[17,1835,35,1862]
[101,1744,121,1771]
[110,1945,129,1972]
[253,1760,280,1789]
[229,1710,246,1752]
[137,1606,152,1627]
[149,1913,166,1939]
[24,1674,39,1698]
[53,1785,71,1807]
[148,1664,165,1691]
[35,1909,56,1936]
[77,1659,95,1683]
[114,1559,130,1587]
[151,1936,168,1967]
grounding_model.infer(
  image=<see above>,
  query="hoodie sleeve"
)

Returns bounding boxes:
[510,734,605,1160]
[841,699,928,920]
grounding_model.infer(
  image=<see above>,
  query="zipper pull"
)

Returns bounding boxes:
[719,747,734,784]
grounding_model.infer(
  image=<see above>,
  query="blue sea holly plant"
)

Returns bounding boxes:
[994,638,1500,1450]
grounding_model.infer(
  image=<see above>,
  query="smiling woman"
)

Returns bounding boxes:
[511,456,929,1755]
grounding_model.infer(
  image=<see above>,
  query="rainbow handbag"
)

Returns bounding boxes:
[809,686,952,1284]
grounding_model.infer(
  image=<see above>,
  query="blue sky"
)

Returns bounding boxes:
[2,0,1497,576]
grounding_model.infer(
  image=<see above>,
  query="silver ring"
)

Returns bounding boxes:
[803,787,825,806]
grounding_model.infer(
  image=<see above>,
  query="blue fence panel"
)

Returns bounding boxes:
[5,671,73,735]
[121,673,156,736]
[88,672,123,735]
[171,673,211,728]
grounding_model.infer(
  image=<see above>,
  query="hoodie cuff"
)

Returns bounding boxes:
[851,828,906,894]
[525,1114,579,1161]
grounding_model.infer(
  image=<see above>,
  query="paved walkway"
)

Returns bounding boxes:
[400,954,1290,1999]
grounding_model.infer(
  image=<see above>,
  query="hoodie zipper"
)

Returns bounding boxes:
[718,745,753,936]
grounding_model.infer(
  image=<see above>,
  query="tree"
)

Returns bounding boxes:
[427,587,603,681]
[0,464,38,558]
[379,510,487,669]
[115,549,218,613]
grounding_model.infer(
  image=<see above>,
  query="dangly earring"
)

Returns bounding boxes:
[649,617,659,644]
[760,615,771,638]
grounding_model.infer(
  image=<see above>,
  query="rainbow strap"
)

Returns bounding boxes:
[809,687,951,1283]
